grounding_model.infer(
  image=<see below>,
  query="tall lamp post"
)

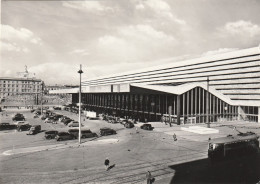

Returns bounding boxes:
[78,65,83,144]
[206,76,210,128]
[41,81,44,116]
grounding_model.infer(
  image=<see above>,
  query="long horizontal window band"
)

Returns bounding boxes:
[83,59,260,85]
[83,66,260,86]
[224,93,260,95]
[84,70,260,86]
[83,58,260,85]
[82,54,260,84]
[210,82,260,86]
[217,88,260,90]
[231,99,260,101]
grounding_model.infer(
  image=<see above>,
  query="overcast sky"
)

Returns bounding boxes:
[1,0,260,85]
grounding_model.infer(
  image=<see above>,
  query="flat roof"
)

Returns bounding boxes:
[0,77,42,81]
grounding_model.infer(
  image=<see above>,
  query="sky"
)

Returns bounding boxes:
[1,0,260,85]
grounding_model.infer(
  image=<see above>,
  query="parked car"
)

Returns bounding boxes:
[68,129,98,139]
[63,119,73,125]
[45,130,58,139]
[55,132,74,141]
[125,122,135,128]
[34,111,41,115]
[12,113,25,121]
[119,119,128,125]
[17,124,32,131]
[44,117,56,124]
[53,107,61,110]
[100,127,117,136]
[140,123,154,130]
[68,121,83,127]
[27,125,41,135]
[0,123,16,130]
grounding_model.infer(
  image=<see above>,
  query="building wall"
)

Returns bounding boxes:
[83,46,260,106]
[74,86,238,124]
[79,46,260,123]
[0,78,42,99]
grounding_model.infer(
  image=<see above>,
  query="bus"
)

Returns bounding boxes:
[208,132,259,161]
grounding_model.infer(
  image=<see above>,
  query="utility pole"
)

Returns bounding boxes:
[206,76,210,128]
[78,65,83,144]
[41,81,44,116]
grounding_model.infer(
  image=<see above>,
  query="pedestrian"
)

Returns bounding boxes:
[104,157,110,171]
[146,171,154,184]
[173,133,177,141]
[136,127,139,133]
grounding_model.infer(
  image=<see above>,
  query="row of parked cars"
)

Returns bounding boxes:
[44,127,117,141]
[37,110,117,141]
[102,114,154,130]
[1,112,42,134]
[44,129,98,141]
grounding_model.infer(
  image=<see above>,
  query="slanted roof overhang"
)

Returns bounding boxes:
[131,83,236,106]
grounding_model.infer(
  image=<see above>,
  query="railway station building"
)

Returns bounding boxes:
[51,46,260,124]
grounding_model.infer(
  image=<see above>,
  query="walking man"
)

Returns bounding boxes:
[104,157,110,171]
[146,171,154,184]
[173,133,177,141]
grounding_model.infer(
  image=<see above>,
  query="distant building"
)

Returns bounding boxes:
[45,85,78,94]
[0,66,43,100]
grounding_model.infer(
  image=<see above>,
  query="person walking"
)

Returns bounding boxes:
[146,171,153,184]
[104,157,110,171]
[173,133,177,141]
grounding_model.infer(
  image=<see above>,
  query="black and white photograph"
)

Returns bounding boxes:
[1,0,260,183]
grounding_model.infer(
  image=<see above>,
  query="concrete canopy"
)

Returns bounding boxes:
[130,83,236,106]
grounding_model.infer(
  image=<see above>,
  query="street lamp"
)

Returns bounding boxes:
[41,81,44,116]
[206,76,210,128]
[78,64,83,144]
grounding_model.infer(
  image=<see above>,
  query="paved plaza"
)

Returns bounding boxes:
[0,108,260,184]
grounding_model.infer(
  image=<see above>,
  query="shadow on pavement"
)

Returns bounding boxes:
[169,153,260,184]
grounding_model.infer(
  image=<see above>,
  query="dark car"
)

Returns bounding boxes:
[63,119,73,125]
[68,129,98,139]
[60,116,70,122]
[27,125,41,135]
[17,124,32,131]
[53,107,61,110]
[45,130,59,139]
[100,127,117,136]
[140,123,154,130]
[12,113,25,121]
[125,122,135,128]
[55,132,74,141]
[0,123,16,130]
[45,130,58,139]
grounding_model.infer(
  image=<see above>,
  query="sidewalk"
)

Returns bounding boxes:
[138,121,260,142]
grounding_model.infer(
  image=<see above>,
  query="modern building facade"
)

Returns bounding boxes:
[50,46,260,124]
